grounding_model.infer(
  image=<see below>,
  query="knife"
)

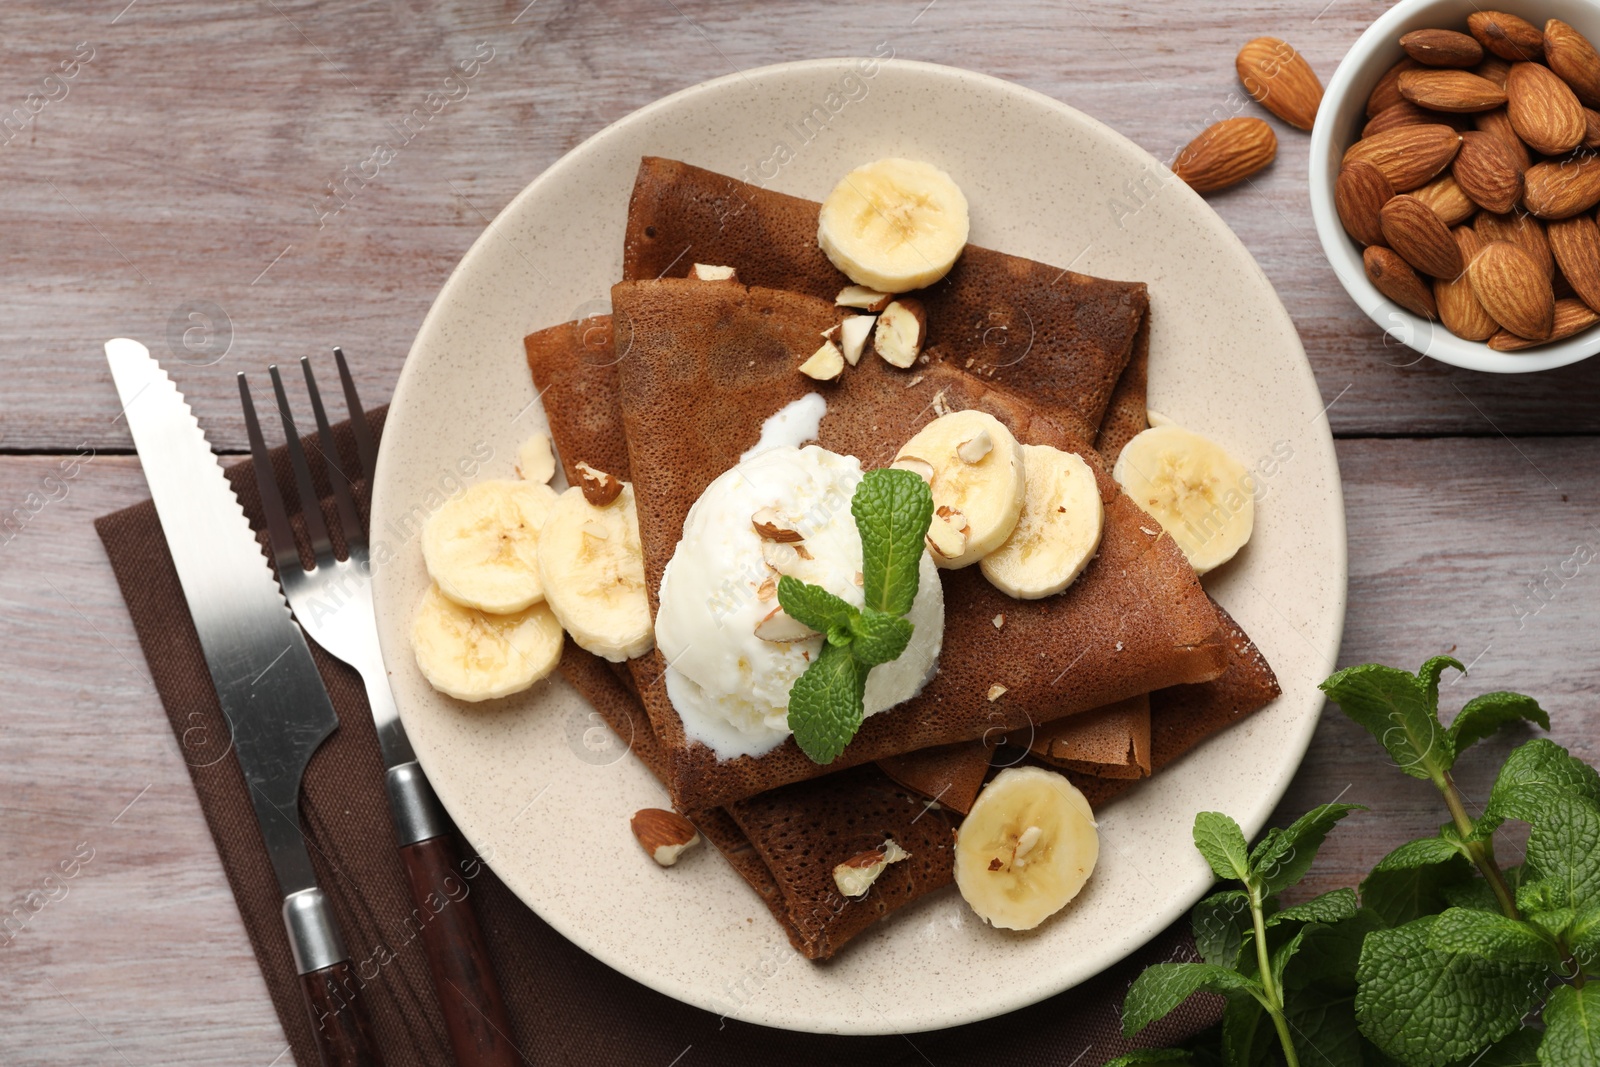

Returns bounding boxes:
[107,338,386,1067]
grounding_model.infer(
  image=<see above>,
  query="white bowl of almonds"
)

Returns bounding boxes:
[1310,0,1600,372]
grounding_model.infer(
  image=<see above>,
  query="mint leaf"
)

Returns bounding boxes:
[1427,907,1562,966]
[1271,922,1316,993]
[1192,890,1253,968]
[1222,994,1271,1067]
[1281,909,1384,994]
[1285,995,1364,1067]
[1567,902,1600,969]
[1193,812,1253,884]
[1485,740,1600,828]
[847,608,913,667]
[1420,654,1467,706]
[776,576,857,640]
[1449,691,1549,754]
[1476,1030,1544,1067]
[852,467,932,617]
[1269,888,1359,927]
[785,642,867,764]
[1443,877,1506,913]
[1522,791,1600,911]
[1361,851,1474,928]
[1541,985,1600,1067]
[1372,835,1467,870]
[1103,1050,1192,1067]
[1122,962,1259,1037]
[1355,915,1546,1065]
[1321,663,1455,781]
[1251,803,1363,894]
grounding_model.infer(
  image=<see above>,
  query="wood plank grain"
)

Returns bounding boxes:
[3,0,1598,454]
[2,436,1594,1062]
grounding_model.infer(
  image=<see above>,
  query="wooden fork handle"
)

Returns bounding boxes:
[397,834,521,1067]
[298,961,387,1067]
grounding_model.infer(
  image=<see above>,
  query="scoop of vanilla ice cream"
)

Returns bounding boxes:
[655,445,944,760]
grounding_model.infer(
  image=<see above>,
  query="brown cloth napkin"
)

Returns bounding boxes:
[93,404,1222,1066]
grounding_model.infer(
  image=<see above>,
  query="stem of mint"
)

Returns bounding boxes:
[1248,875,1301,1067]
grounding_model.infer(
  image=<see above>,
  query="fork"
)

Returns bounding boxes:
[241,351,521,1067]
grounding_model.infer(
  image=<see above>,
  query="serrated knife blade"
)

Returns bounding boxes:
[107,337,336,899]
[108,339,386,1066]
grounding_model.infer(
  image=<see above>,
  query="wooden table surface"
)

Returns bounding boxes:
[4,0,1598,1062]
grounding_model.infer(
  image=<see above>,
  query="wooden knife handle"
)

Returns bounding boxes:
[398,834,521,1067]
[298,960,387,1067]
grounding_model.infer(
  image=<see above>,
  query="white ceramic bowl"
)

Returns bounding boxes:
[1309,0,1600,373]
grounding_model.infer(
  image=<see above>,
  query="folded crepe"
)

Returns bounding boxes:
[1028,694,1152,779]
[1066,605,1281,810]
[555,603,1278,958]
[620,157,1148,445]
[529,307,1274,960]
[609,278,1226,810]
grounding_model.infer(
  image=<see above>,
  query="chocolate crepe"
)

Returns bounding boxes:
[621,157,1148,444]
[529,302,1273,960]
[610,278,1225,810]
[1029,694,1152,779]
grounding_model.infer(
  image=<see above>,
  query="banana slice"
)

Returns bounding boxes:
[423,480,559,614]
[817,158,970,293]
[536,482,653,662]
[1112,425,1254,576]
[954,766,1099,930]
[893,410,1025,569]
[980,445,1104,599]
[410,584,563,702]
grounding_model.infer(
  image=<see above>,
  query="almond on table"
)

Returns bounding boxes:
[1235,37,1322,130]
[1172,117,1276,193]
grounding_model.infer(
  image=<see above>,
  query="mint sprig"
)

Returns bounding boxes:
[780,467,932,764]
[1118,657,1600,1067]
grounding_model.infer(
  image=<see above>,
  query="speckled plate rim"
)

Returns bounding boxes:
[372,57,1347,1035]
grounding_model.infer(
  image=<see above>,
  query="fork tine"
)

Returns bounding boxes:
[239,373,306,577]
[333,347,379,484]
[269,363,335,562]
[300,356,366,546]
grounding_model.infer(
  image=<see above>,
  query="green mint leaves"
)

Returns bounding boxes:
[781,467,932,764]
[851,466,933,616]
[1123,657,1584,1067]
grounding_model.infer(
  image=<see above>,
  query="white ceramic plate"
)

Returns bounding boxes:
[371,58,1346,1035]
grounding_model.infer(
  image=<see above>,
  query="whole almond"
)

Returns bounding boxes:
[1363,101,1470,138]
[1173,117,1277,192]
[1367,57,1424,117]
[1412,173,1477,226]
[1380,195,1464,278]
[1398,69,1508,112]
[1488,298,1600,348]
[1476,55,1514,89]
[1336,160,1394,245]
[1524,155,1600,218]
[1473,107,1533,172]
[1236,37,1323,130]
[1435,227,1499,340]
[1469,240,1555,339]
[1342,124,1462,191]
[1584,107,1600,150]
[1546,214,1600,312]
[1365,245,1438,319]
[1544,20,1600,109]
[1452,130,1524,213]
[1401,28,1484,68]
[1467,11,1545,62]
[1506,61,1586,154]
[1476,211,1555,278]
